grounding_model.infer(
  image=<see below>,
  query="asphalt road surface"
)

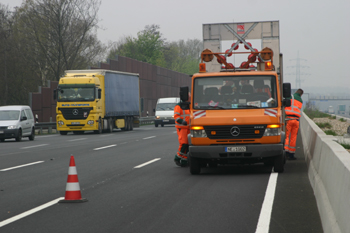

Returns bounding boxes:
[0,125,323,233]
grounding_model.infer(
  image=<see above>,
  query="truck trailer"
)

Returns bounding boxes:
[54,70,140,135]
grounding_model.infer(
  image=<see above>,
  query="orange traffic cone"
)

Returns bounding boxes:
[59,155,87,203]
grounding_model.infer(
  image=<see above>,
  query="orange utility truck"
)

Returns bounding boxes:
[180,47,291,174]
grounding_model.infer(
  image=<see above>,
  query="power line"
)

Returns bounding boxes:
[287,51,310,89]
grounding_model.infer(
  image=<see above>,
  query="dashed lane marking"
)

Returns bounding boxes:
[20,144,48,149]
[68,138,87,142]
[0,161,44,171]
[93,144,117,150]
[134,158,161,168]
[0,197,64,228]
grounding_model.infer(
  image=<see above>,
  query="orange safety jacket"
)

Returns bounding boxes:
[285,94,303,119]
[174,104,190,129]
[255,87,271,98]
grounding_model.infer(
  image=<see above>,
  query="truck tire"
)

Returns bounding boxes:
[155,123,158,127]
[28,128,35,141]
[127,117,131,131]
[121,117,128,131]
[189,156,201,175]
[107,118,113,133]
[94,119,102,134]
[59,131,68,135]
[130,117,133,131]
[274,151,285,173]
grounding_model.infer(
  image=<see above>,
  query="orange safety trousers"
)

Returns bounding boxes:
[176,127,190,161]
[284,119,299,154]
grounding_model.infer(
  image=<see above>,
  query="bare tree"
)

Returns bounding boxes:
[13,0,105,85]
[0,4,12,105]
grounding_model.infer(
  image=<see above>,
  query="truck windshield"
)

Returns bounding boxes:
[57,86,95,102]
[0,110,20,120]
[193,75,278,109]
[156,103,177,111]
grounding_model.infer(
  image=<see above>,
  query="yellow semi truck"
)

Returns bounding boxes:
[54,70,140,135]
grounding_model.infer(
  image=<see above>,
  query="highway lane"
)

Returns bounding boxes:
[0,125,323,232]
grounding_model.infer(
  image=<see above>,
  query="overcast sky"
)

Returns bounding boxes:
[2,0,350,94]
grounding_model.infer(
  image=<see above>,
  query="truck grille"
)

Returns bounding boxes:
[204,125,266,139]
[58,107,93,120]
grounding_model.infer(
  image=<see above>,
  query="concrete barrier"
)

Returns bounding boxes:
[300,112,350,233]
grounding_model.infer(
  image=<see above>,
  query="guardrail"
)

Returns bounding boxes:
[300,113,350,233]
[35,117,156,134]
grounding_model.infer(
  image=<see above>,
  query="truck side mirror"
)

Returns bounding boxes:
[53,90,57,100]
[283,83,291,98]
[180,102,190,110]
[98,89,102,99]
[180,86,189,102]
[283,99,291,107]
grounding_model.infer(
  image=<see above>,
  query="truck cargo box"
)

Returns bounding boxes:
[104,71,140,117]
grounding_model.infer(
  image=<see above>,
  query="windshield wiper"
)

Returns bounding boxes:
[239,105,260,108]
[198,106,227,109]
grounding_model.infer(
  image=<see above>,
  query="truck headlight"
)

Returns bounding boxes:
[87,120,94,125]
[58,121,64,126]
[7,125,18,129]
[263,126,281,136]
[190,126,207,138]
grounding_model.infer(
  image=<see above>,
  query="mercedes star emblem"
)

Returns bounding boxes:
[72,109,79,115]
[230,126,240,136]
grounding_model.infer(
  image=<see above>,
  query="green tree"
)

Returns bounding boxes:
[108,26,203,75]
[163,39,203,75]
[108,25,166,67]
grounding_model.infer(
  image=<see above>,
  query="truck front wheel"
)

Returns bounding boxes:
[94,119,102,134]
[189,156,201,175]
[274,151,285,173]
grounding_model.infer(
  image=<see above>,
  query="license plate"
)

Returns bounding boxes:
[71,122,80,125]
[226,146,246,152]
[163,120,169,122]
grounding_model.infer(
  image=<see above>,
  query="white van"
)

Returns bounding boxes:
[154,97,180,127]
[0,105,36,142]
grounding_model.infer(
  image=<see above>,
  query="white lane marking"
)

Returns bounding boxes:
[134,158,161,168]
[255,172,278,233]
[143,136,156,140]
[68,138,87,142]
[0,161,44,171]
[93,144,117,151]
[20,144,48,149]
[35,135,58,138]
[0,197,64,228]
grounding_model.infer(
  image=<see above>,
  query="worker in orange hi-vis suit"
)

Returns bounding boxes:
[174,93,191,167]
[284,89,303,160]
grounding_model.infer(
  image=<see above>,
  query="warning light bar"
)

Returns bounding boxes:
[199,47,274,72]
